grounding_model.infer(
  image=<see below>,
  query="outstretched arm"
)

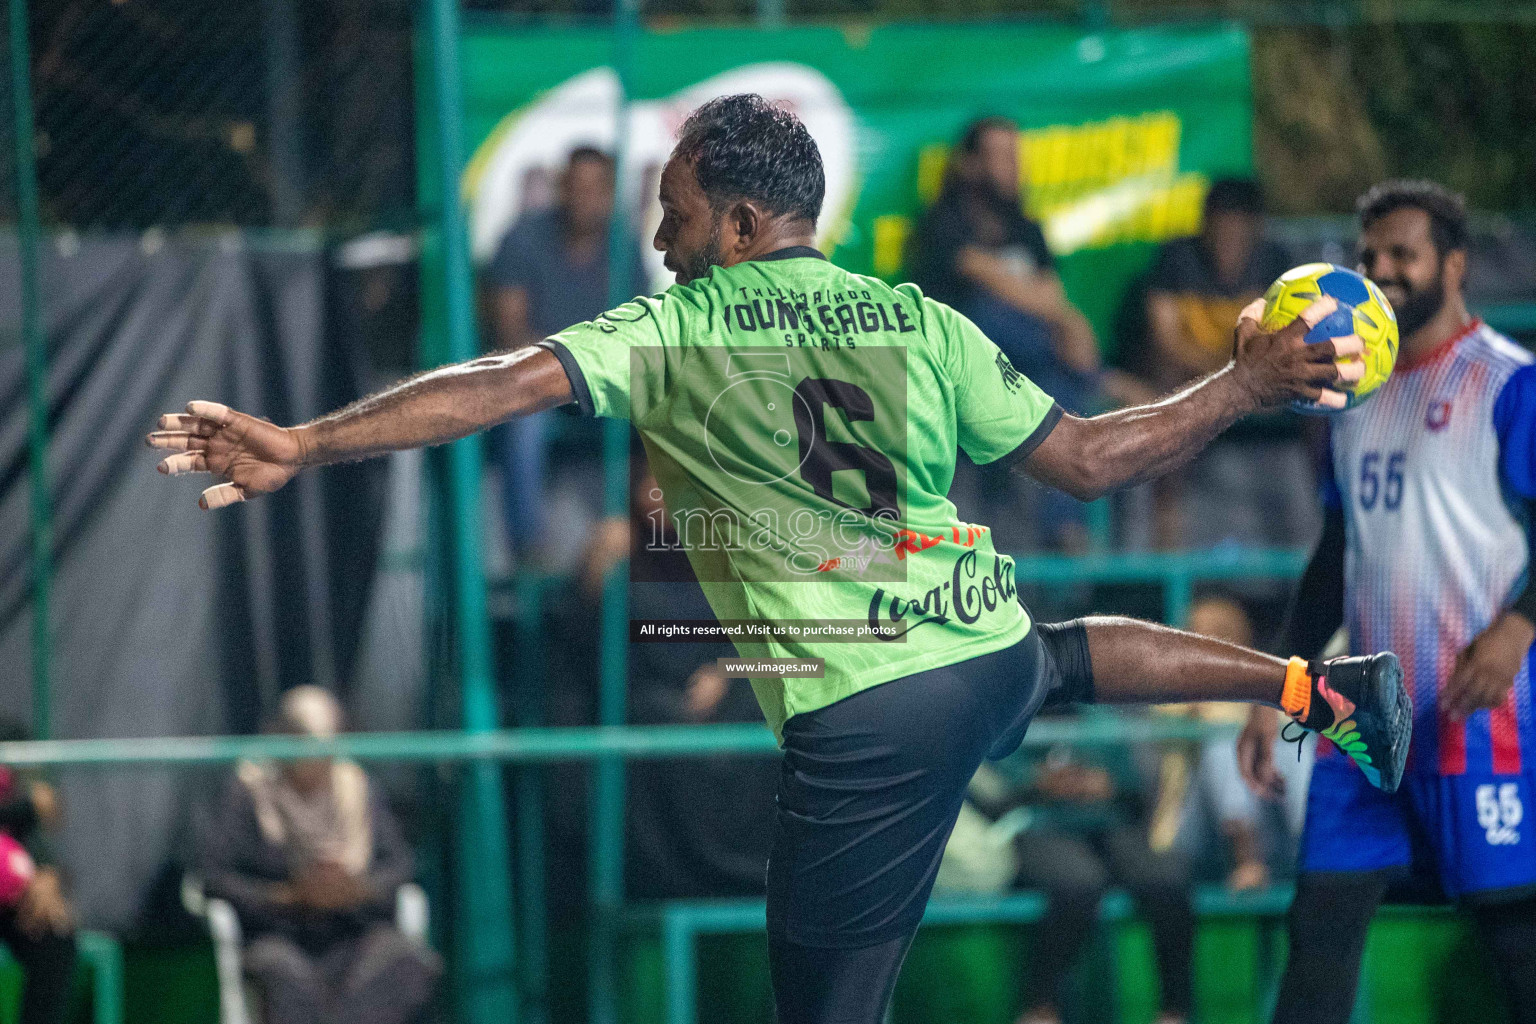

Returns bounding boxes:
[1021,297,1363,501]
[147,345,573,509]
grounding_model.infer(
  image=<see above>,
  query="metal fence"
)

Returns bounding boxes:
[5,0,1536,233]
[6,0,416,231]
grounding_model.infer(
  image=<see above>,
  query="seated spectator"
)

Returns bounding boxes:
[908,116,1101,410]
[907,116,1103,550]
[560,449,778,899]
[483,146,650,567]
[954,721,1195,1024]
[199,687,440,1024]
[0,718,76,1024]
[1136,179,1313,550]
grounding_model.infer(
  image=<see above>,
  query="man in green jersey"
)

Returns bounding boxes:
[150,95,1411,1024]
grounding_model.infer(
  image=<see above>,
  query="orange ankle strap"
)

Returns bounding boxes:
[1281,656,1313,720]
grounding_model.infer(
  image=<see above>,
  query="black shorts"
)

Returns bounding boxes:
[766,621,1092,950]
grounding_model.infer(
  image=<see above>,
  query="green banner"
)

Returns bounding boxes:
[421,22,1252,356]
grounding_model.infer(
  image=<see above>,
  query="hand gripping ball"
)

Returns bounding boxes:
[1259,263,1398,414]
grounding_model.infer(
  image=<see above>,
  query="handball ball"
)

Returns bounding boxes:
[0,833,36,906]
[1260,263,1398,414]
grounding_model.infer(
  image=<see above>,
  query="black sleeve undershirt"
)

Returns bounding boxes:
[1280,505,1346,659]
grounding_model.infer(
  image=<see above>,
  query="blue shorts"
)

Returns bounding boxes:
[1300,751,1536,902]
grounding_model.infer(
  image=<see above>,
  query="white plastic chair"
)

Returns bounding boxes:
[182,875,430,1024]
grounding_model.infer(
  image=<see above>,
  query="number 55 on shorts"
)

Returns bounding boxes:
[1476,782,1524,846]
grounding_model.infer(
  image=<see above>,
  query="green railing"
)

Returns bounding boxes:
[1012,546,1309,625]
[0,714,1239,770]
[420,0,520,1017]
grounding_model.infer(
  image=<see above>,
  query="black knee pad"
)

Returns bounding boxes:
[1038,619,1094,706]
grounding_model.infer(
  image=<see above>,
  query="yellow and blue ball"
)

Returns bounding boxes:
[1259,263,1398,414]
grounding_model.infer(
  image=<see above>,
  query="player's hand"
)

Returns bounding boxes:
[1229,297,1365,411]
[290,862,368,911]
[146,401,306,509]
[1236,705,1285,801]
[1444,611,1536,720]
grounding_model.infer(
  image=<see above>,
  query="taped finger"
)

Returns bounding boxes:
[186,401,234,424]
[157,414,217,434]
[146,431,187,450]
[158,452,207,476]
[1297,296,1341,329]
[1337,360,1365,384]
[1331,334,1365,359]
[1237,298,1265,326]
[146,431,208,451]
[199,483,246,510]
[1303,335,1366,363]
[1314,389,1348,410]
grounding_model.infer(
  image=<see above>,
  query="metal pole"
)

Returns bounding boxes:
[589,1,641,1019]
[10,0,52,741]
[423,0,519,1020]
[260,0,305,226]
[513,575,549,1024]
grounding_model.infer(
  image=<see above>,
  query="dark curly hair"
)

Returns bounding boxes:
[1358,179,1469,257]
[1204,178,1265,218]
[673,94,825,226]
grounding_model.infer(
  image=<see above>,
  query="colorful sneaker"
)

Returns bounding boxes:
[1279,653,1412,793]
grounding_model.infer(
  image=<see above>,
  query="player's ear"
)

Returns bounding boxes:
[1443,247,1468,295]
[728,201,763,252]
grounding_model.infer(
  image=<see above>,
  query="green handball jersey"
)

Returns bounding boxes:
[539,248,1062,738]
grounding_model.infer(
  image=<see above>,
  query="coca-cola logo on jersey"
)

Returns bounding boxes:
[866,549,1018,641]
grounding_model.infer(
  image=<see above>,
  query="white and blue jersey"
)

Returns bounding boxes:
[1303,320,1536,898]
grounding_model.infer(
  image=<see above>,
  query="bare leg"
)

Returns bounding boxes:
[1081,616,1285,705]
[1070,616,1412,795]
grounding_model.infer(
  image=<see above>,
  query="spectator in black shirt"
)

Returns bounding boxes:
[199,689,441,1024]
[908,116,1100,413]
[910,117,1112,550]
